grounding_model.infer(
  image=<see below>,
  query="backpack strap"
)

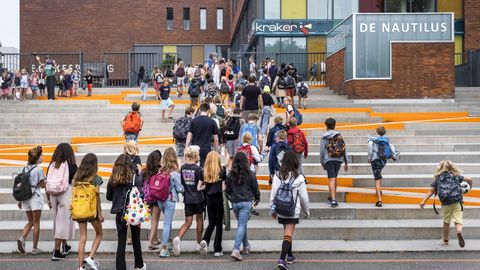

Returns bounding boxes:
[433,192,439,215]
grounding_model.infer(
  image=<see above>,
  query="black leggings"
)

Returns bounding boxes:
[46,75,56,100]
[115,213,144,270]
[202,193,224,252]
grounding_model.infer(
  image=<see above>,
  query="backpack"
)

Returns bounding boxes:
[435,172,463,206]
[259,76,270,90]
[275,143,291,171]
[373,137,392,160]
[224,117,241,140]
[277,77,286,89]
[189,82,201,98]
[123,112,142,134]
[165,70,174,78]
[142,74,151,84]
[289,131,305,154]
[124,176,151,226]
[175,67,185,77]
[326,134,346,158]
[216,104,225,118]
[12,166,37,201]
[46,162,70,196]
[207,83,218,97]
[298,83,308,97]
[273,176,298,217]
[285,75,295,89]
[70,183,98,222]
[156,73,164,83]
[144,170,171,203]
[237,145,254,165]
[173,117,191,141]
[220,82,230,94]
[239,123,258,147]
[293,107,303,126]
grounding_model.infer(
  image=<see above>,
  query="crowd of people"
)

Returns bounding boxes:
[9,56,474,270]
[0,56,94,101]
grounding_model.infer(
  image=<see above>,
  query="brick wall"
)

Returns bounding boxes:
[464,0,480,52]
[325,49,345,95]
[326,43,454,99]
[20,0,230,55]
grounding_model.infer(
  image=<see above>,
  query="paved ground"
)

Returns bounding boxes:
[1,252,479,270]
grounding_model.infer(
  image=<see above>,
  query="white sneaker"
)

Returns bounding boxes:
[214,251,224,257]
[84,256,99,270]
[31,248,43,255]
[172,237,181,256]
[199,240,208,255]
[134,263,147,270]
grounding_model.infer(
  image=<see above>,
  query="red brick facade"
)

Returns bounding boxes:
[20,0,230,55]
[326,43,455,99]
[464,0,480,52]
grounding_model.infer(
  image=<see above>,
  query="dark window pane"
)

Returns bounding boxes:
[167,7,174,20]
[183,8,190,20]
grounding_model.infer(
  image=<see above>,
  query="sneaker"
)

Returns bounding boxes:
[167,241,173,254]
[172,237,181,256]
[214,251,224,257]
[243,246,250,255]
[331,200,339,208]
[457,232,465,248]
[76,267,87,270]
[277,259,290,270]
[196,243,202,252]
[31,248,43,255]
[159,248,170,258]
[287,255,296,264]
[84,256,99,270]
[231,250,243,261]
[134,263,147,270]
[199,240,208,255]
[442,238,449,246]
[51,250,66,261]
[17,237,25,254]
[62,244,72,256]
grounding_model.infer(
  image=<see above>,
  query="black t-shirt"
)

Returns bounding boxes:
[180,163,205,204]
[160,85,171,100]
[68,164,78,185]
[262,93,275,106]
[189,115,219,148]
[128,154,142,176]
[85,75,93,84]
[204,167,226,196]
[242,85,262,110]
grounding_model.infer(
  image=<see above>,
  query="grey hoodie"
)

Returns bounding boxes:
[270,173,310,219]
[319,130,349,166]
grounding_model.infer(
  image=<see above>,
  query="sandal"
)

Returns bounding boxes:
[375,201,383,207]
[149,245,159,250]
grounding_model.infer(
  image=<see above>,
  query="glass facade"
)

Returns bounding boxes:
[333,0,359,19]
[385,0,435,12]
[265,0,280,19]
[308,0,331,19]
[281,0,306,19]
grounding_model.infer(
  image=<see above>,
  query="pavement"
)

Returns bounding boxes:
[0,252,479,270]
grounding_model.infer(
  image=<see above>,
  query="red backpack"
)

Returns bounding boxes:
[123,112,142,134]
[289,131,305,154]
[237,145,254,165]
[145,170,171,202]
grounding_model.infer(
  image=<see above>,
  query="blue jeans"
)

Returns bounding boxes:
[158,200,176,246]
[260,106,272,135]
[232,201,252,251]
[125,133,138,143]
[140,82,148,100]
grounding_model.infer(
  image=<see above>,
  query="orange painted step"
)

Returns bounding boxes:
[0,144,70,153]
[346,192,480,206]
[302,122,405,130]
[71,137,174,145]
[369,112,471,122]
[256,175,353,187]
[275,107,372,114]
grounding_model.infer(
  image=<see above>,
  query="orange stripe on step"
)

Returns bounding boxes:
[71,137,175,145]
[276,107,372,114]
[302,122,405,130]
[370,112,470,122]
[257,175,353,187]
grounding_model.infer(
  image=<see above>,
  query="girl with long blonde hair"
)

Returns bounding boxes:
[197,151,226,256]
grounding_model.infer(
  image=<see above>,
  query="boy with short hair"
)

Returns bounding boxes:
[121,102,144,143]
[368,126,397,207]
[297,78,309,109]
[239,113,262,152]
[266,116,287,149]
[173,107,196,158]
[420,160,473,248]
[287,118,308,174]
[320,118,348,208]
[268,130,291,184]
[224,109,244,169]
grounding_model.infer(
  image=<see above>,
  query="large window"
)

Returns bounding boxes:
[217,8,223,30]
[308,0,331,19]
[333,0,358,19]
[167,7,173,31]
[264,0,280,19]
[385,0,435,13]
[183,8,190,31]
[200,8,207,30]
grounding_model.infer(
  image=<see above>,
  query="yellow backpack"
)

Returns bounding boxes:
[70,183,98,222]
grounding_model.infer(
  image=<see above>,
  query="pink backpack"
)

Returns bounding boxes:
[46,162,69,195]
[145,170,171,202]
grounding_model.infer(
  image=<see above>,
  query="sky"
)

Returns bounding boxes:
[0,0,19,49]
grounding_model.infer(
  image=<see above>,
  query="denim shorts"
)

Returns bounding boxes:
[371,159,386,180]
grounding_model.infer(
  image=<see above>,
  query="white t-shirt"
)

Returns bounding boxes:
[249,62,256,75]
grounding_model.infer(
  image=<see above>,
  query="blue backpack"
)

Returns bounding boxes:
[373,136,392,160]
[293,108,303,126]
[239,123,258,147]
[273,175,298,217]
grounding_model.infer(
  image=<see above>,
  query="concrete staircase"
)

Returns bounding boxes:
[0,86,479,253]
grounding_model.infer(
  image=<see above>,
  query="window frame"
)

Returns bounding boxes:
[183,7,190,31]
[167,7,174,31]
[200,8,207,31]
[216,8,224,30]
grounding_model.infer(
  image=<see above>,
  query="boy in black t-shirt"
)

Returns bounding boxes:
[159,80,175,121]
[173,146,205,256]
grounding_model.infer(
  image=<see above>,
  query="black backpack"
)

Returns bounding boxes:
[285,75,295,89]
[12,166,37,201]
[173,117,191,141]
[298,83,308,97]
[216,104,225,118]
[259,76,270,90]
[223,117,241,140]
[189,82,201,98]
[273,175,298,217]
[277,77,287,89]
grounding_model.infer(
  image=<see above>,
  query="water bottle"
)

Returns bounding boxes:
[269,205,276,217]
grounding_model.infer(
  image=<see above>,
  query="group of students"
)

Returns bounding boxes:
[0,65,94,101]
